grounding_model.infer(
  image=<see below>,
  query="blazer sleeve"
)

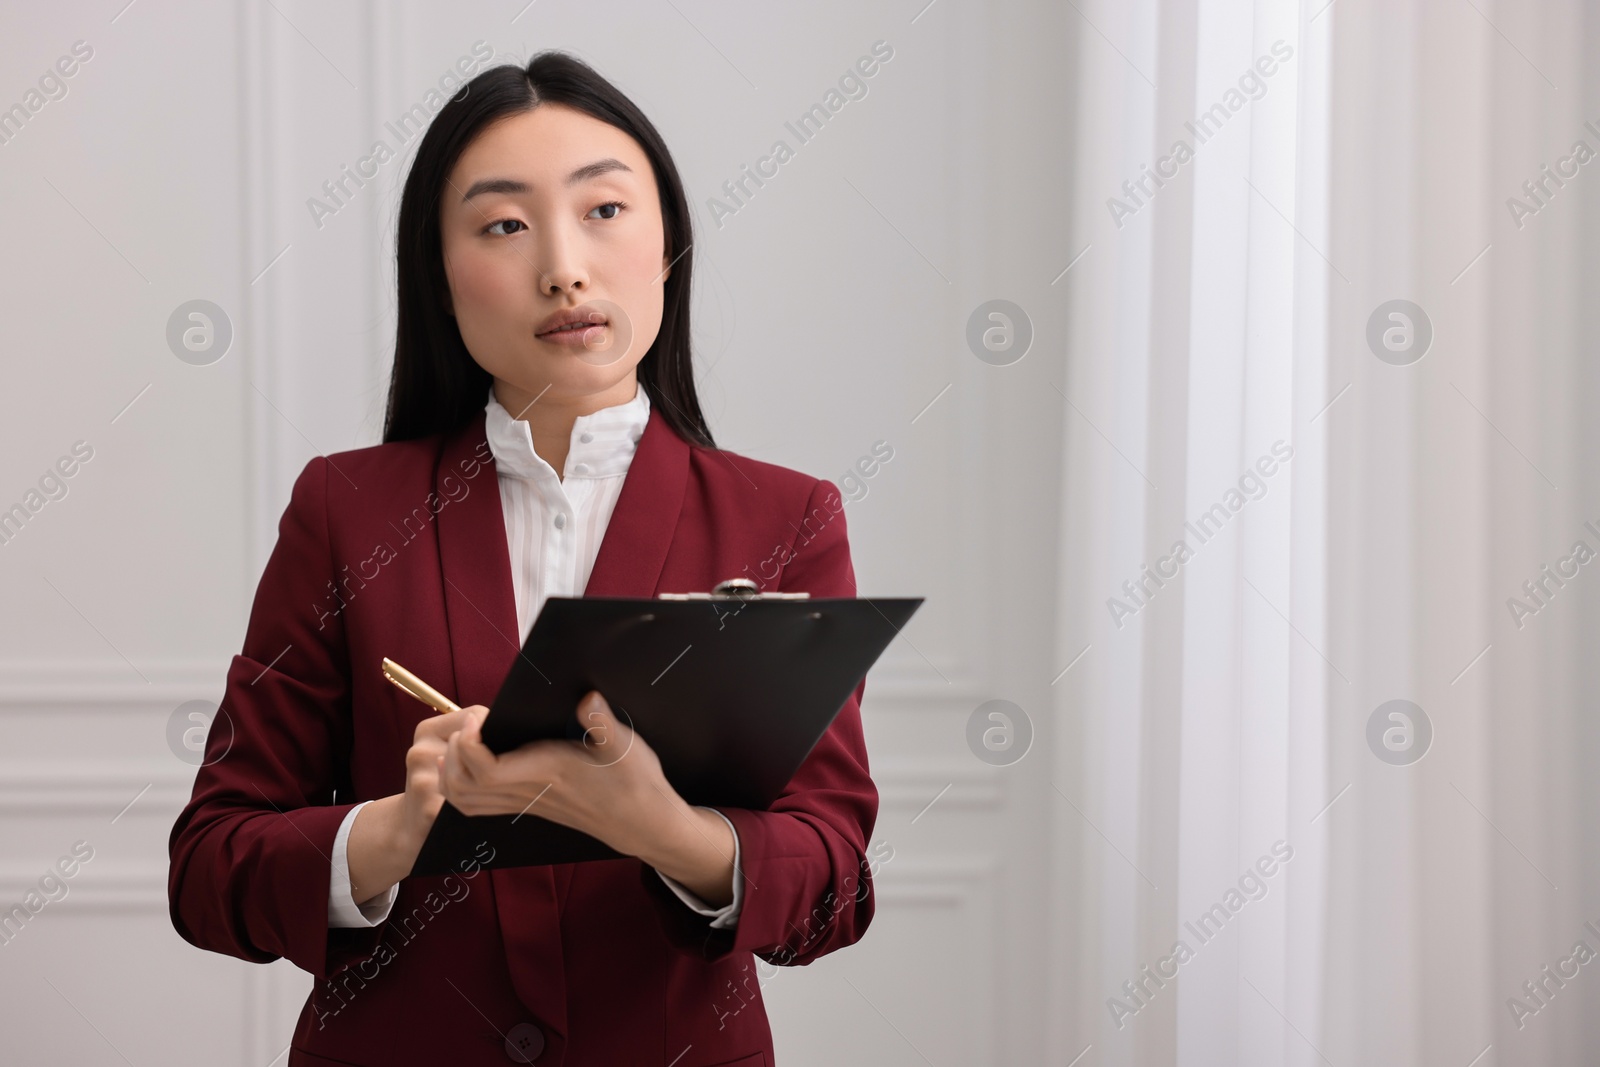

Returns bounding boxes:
[639,478,882,964]
[167,455,386,979]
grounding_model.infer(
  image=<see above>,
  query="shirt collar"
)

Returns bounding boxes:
[483,383,651,482]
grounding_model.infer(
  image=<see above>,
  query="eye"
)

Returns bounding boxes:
[482,201,626,235]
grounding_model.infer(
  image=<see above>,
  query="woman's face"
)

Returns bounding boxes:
[439,103,670,407]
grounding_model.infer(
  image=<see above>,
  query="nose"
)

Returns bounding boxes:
[532,218,587,296]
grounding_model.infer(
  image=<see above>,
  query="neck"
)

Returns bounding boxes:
[493,374,639,478]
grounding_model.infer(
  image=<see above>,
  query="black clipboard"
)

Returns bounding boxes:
[409,579,922,877]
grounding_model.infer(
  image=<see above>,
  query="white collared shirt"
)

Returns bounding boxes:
[327,382,744,929]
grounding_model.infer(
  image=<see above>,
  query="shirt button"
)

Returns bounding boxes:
[579,432,594,444]
[553,513,566,530]
[504,1021,545,1062]
[572,462,590,475]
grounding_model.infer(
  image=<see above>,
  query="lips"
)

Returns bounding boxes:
[535,304,609,338]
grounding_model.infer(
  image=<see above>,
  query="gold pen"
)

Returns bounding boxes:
[381,657,461,714]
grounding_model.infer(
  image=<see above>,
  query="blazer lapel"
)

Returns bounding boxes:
[434,409,520,707]
[582,404,689,597]
[431,401,690,1032]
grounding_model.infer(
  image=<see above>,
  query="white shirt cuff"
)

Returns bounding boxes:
[328,800,399,928]
[655,807,743,929]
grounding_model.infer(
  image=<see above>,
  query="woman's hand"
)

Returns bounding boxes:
[440,691,676,859]
[395,707,485,854]
[345,706,483,908]
[439,692,737,906]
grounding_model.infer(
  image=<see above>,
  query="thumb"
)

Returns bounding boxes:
[461,703,489,734]
[579,692,619,744]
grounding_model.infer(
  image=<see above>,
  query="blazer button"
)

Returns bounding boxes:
[504,1021,546,1063]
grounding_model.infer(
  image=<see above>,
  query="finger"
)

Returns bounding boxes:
[498,740,561,783]
[434,753,460,806]
[455,708,479,748]
[582,699,636,759]
[454,719,500,782]
[443,729,477,793]
[578,692,614,738]
[579,719,608,754]
[407,737,446,775]
[593,693,632,733]
[416,707,478,743]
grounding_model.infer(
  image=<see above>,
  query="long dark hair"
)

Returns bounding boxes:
[382,52,714,448]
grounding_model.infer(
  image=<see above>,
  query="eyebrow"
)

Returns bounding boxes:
[460,158,633,202]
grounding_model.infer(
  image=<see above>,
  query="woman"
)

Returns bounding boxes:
[167,52,880,1067]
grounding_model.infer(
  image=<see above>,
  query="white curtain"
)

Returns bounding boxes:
[1049,0,1598,1063]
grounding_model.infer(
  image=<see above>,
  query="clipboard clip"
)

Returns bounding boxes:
[656,577,811,601]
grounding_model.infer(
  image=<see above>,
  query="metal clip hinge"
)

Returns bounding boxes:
[656,577,811,601]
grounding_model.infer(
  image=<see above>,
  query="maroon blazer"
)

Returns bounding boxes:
[167,404,881,1067]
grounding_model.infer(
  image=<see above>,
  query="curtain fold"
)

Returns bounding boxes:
[1047,0,1596,1062]
[1054,2,1334,1063]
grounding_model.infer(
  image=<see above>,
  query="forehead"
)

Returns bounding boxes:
[448,103,650,187]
